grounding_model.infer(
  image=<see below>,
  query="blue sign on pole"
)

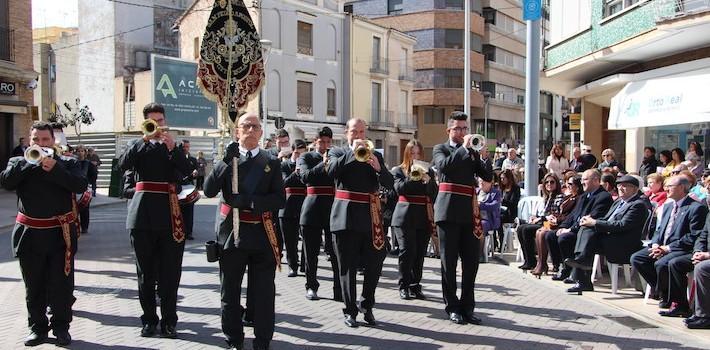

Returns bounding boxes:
[523,0,542,21]
[152,55,218,129]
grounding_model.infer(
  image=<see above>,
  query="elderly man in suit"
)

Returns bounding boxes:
[686,214,710,328]
[566,175,651,292]
[631,176,708,310]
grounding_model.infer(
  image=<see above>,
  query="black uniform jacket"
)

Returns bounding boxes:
[594,192,650,263]
[203,149,285,251]
[390,165,437,229]
[118,138,189,230]
[297,151,334,227]
[558,187,613,233]
[279,159,306,219]
[650,196,708,252]
[431,143,489,224]
[327,147,394,233]
[1,155,88,256]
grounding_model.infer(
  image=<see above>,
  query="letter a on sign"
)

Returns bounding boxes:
[156,74,178,99]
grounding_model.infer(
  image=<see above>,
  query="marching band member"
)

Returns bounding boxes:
[74,145,96,234]
[1,121,88,346]
[279,139,308,276]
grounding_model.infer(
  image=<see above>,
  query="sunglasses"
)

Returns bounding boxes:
[544,180,557,184]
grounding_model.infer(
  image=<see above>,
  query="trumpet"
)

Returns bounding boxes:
[409,160,430,181]
[141,118,165,138]
[24,144,55,165]
[465,134,486,152]
[354,140,375,162]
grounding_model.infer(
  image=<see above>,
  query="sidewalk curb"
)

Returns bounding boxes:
[0,199,127,232]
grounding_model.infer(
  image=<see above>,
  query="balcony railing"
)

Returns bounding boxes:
[297,104,313,114]
[297,45,313,56]
[398,65,415,81]
[370,57,389,74]
[654,0,710,21]
[397,113,417,130]
[370,109,394,127]
[0,27,15,62]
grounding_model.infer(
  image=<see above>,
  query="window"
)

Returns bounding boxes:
[443,69,463,88]
[424,108,445,124]
[493,47,526,71]
[492,83,525,105]
[483,7,496,24]
[193,37,200,59]
[445,0,464,9]
[388,0,403,14]
[603,0,640,18]
[495,13,526,41]
[297,81,313,114]
[327,88,336,116]
[444,29,463,49]
[388,145,398,167]
[344,4,353,13]
[297,21,313,56]
[371,82,382,121]
[372,36,382,71]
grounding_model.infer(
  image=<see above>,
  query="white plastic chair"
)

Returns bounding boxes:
[512,196,545,263]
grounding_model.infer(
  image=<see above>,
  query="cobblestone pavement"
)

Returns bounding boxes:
[0,198,708,350]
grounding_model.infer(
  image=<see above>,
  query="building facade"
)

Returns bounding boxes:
[0,0,36,168]
[544,0,710,170]
[346,0,487,158]
[347,15,416,166]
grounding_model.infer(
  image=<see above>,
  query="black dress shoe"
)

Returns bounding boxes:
[463,312,482,325]
[449,312,465,324]
[686,317,710,329]
[399,289,412,300]
[161,325,178,338]
[23,331,47,346]
[306,288,319,300]
[684,315,701,324]
[658,300,671,309]
[140,324,157,337]
[54,330,72,346]
[362,309,376,326]
[410,289,427,300]
[343,314,358,328]
[659,305,691,318]
[551,270,571,281]
[564,258,592,271]
[287,269,297,277]
[566,283,594,295]
[563,277,576,284]
[226,340,244,350]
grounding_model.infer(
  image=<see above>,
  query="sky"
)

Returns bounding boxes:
[32,0,79,28]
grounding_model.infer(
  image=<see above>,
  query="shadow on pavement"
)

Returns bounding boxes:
[275,326,441,350]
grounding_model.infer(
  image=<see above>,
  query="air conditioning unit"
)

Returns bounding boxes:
[134,51,149,69]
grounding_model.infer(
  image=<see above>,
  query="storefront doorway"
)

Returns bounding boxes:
[0,113,13,168]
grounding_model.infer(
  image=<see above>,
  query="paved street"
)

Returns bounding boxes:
[0,198,708,350]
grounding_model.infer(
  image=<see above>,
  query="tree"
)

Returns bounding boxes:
[50,98,95,144]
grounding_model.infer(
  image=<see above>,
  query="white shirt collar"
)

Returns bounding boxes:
[149,139,163,145]
[239,145,260,158]
[449,140,460,148]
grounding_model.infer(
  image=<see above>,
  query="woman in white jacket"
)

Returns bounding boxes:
[545,143,570,176]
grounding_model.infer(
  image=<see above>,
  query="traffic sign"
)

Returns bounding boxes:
[523,0,542,21]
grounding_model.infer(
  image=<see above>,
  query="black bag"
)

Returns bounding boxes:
[205,240,221,262]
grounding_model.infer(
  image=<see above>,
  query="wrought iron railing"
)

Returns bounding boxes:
[0,27,15,62]
[370,57,389,74]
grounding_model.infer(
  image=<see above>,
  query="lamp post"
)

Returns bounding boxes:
[260,39,272,146]
[482,91,491,140]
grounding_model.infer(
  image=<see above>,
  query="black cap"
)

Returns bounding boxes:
[616,175,639,187]
[292,139,307,150]
[317,126,333,138]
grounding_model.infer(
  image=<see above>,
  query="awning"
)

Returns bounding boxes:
[608,68,710,129]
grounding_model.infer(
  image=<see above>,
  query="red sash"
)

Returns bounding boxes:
[17,211,77,276]
[398,195,438,238]
[306,186,335,196]
[335,190,385,250]
[135,181,185,243]
[285,187,307,196]
[219,203,281,270]
[439,182,484,239]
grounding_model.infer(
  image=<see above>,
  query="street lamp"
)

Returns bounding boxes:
[260,39,272,146]
[482,91,491,140]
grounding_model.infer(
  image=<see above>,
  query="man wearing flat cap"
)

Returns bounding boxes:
[566,175,651,291]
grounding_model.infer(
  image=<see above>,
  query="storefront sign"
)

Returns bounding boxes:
[152,55,218,129]
[609,69,710,129]
[0,81,16,95]
[562,113,581,131]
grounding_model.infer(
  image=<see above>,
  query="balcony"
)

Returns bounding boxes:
[297,45,313,56]
[0,27,15,62]
[397,113,417,131]
[370,109,394,128]
[654,0,710,20]
[398,65,415,81]
[297,104,313,115]
[370,57,389,75]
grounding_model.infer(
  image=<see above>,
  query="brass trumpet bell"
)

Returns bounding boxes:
[141,118,160,137]
[409,160,430,181]
[24,144,54,165]
[468,134,486,152]
[354,140,375,162]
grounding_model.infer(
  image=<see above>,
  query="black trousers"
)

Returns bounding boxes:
[219,247,275,348]
[630,247,687,301]
[332,229,386,316]
[545,229,576,268]
[280,218,301,271]
[19,228,77,333]
[667,253,694,307]
[517,223,542,266]
[392,226,429,291]
[195,176,204,190]
[181,204,194,236]
[79,206,90,232]
[437,222,480,315]
[302,225,340,294]
[129,229,185,327]
[574,227,600,263]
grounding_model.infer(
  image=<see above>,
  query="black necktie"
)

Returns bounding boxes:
[455,143,461,149]
[246,151,253,160]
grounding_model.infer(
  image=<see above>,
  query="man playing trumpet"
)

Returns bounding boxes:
[432,112,491,325]
[118,103,190,339]
[1,121,88,346]
[327,118,394,327]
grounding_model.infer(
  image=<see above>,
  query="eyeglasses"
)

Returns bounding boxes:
[240,123,261,131]
[450,127,468,133]
[544,180,557,184]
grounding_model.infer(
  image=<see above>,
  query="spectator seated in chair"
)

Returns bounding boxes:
[631,176,708,309]
[477,172,501,239]
[686,209,710,329]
